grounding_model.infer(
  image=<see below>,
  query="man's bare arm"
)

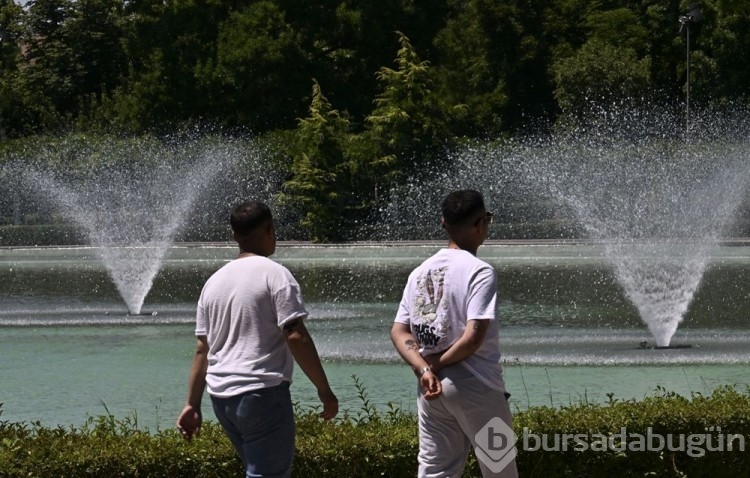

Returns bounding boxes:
[284,319,338,420]
[424,319,489,372]
[390,322,441,399]
[176,336,208,441]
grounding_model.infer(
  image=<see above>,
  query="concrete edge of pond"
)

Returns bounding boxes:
[3,237,750,250]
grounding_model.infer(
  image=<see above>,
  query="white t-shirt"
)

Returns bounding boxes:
[195,255,307,397]
[395,248,506,391]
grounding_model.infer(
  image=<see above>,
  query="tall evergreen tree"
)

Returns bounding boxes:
[365,32,460,186]
[281,80,353,242]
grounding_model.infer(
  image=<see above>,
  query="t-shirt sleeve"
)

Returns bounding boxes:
[467,266,497,320]
[272,268,309,328]
[195,298,207,336]
[394,285,411,325]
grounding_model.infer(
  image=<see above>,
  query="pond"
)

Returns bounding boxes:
[1,242,749,429]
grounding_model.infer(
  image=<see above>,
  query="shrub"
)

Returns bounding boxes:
[514,386,750,477]
[1,386,749,477]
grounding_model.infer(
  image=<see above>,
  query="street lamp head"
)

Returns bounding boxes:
[678,15,691,33]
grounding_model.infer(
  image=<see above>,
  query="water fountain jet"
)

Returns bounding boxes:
[522,109,750,347]
[380,107,750,347]
[12,134,269,315]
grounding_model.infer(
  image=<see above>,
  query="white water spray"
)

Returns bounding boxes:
[382,107,750,346]
[18,135,258,314]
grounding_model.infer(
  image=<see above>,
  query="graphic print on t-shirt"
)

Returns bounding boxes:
[412,266,448,349]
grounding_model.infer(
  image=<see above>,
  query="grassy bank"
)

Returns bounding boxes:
[1,385,749,477]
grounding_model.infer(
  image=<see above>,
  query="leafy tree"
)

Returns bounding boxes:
[66,0,128,125]
[275,0,450,127]
[14,0,73,130]
[433,1,508,136]
[365,33,461,188]
[2,0,750,153]
[87,50,170,133]
[107,0,232,131]
[434,0,555,135]
[0,0,24,138]
[585,7,650,54]
[198,1,308,130]
[475,0,555,132]
[692,0,750,104]
[638,0,683,101]
[0,0,20,67]
[281,80,354,242]
[551,37,652,120]
[8,0,128,133]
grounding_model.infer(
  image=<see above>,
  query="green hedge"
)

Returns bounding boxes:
[1,385,749,477]
[514,386,750,477]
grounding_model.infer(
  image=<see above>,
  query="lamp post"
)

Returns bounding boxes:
[678,3,703,136]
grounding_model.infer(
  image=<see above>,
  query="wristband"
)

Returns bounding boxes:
[418,366,431,377]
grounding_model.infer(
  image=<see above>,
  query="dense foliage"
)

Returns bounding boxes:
[3,0,748,137]
[1,0,749,240]
[1,385,749,477]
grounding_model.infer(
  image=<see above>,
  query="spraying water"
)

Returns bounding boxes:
[527,130,750,346]
[13,134,274,315]
[381,107,750,347]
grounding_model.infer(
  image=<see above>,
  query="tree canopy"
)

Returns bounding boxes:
[2,0,749,240]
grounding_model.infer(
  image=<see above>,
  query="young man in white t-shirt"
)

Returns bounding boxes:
[177,201,338,478]
[391,189,518,478]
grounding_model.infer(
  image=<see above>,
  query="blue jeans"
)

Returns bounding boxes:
[211,382,295,478]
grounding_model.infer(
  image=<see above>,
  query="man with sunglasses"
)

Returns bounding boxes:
[391,189,517,478]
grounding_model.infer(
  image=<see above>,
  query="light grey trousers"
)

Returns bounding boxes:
[417,365,519,478]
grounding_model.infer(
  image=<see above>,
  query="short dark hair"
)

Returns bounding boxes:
[230,202,272,235]
[441,190,486,226]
